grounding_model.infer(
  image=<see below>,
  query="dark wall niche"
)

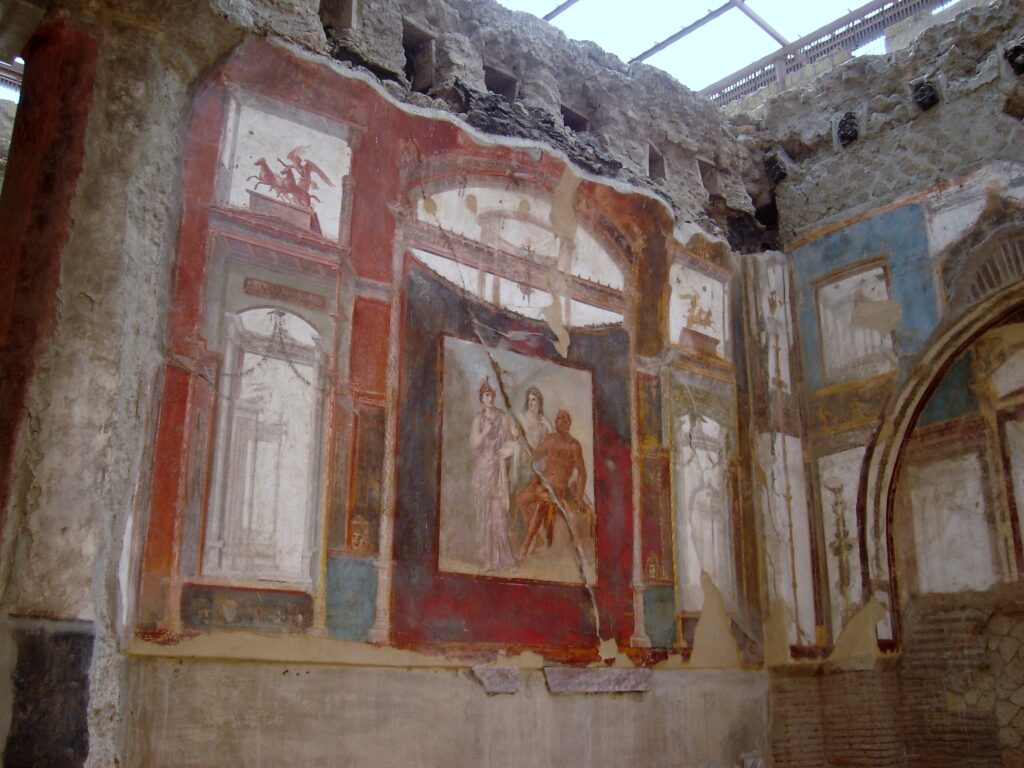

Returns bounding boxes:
[764,153,788,184]
[4,626,94,768]
[647,144,666,180]
[319,0,355,33]
[560,103,590,133]
[755,199,779,229]
[697,158,721,197]
[402,20,435,93]
[483,65,518,101]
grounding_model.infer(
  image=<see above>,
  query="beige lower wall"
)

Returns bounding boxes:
[126,658,768,768]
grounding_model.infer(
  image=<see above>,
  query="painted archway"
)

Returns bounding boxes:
[858,223,1024,643]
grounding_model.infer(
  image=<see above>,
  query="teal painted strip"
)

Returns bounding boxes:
[326,556,377,641]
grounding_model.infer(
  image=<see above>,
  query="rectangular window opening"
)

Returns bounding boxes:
[402,20,435,93]
[648,144,666,180]
[697,158,720,197]
[560,104,589,133]
[320,0,356,32]
[484,65,518,101]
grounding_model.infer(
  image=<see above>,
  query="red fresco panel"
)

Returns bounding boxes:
[350,298,391,397]
[140,40,650,655]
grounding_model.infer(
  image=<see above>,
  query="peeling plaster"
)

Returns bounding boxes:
[852,297,904,334]
[828,597,888,665]
[689,573,743,668]
[549,169,581,242]
[764,599,792,667]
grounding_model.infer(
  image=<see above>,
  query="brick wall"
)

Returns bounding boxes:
[770,664,903,768]
[770,591,1024,767]
[821,668,903,766]
[770,669,825,768]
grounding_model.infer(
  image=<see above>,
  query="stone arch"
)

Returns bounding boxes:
[858,224,1024,644]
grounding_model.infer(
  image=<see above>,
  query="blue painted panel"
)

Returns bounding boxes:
[791,204,939,390]
[326,556,377,641]
[918,350,979,426]
[643,585,677,649]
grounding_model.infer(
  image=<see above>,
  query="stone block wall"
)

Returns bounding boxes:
[739,0,1024,242]
[986,608,1024,764]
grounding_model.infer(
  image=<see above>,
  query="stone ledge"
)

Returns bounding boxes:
[544,667,653,694]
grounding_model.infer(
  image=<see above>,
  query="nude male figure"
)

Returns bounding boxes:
[515,409,587,562]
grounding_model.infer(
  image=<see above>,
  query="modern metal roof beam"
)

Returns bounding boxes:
[728,0,789,47]
[543,0,584,22]
[701,0,954,104]
[630,2,733,64]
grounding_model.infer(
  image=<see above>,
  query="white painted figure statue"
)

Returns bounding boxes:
[470,378,518,571]
[513,385,552,490]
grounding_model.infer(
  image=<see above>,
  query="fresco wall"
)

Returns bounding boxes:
[3,1,1024,765]
[779,162,1024,649]
[133,38,761,674]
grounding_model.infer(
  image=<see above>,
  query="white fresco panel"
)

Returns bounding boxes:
[910,453,998,594]
[757,257,793,392]
[675,416,735,614]
[669,263,729,358]
[994,349,1024,399]
[818,447,866,637]
[757,432,815,645]
[817,266,897,383]
[204,309,324,584]
[924,162,1024,258]
[417,185,624,290]
[219,94,352,241]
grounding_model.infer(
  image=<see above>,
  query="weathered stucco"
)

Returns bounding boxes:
[126,659,769,768]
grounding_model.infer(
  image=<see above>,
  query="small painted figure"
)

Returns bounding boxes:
[515,409,588,561]
[470,378,518,571]
[277,146,334,210]
[512,385,552,491]
[247,146,334,212]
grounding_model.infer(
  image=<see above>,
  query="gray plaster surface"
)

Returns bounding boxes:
[127,658,769,768]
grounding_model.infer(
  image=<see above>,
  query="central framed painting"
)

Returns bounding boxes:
[438,336,597,584]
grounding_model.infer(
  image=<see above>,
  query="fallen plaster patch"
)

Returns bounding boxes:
[852,297,903,333]
[764,598,792,667]
[828,597,888,668]
[549,169,581,242]
[689,572,742,668]
[598,637,619,664]
[539,168,582,359]
[541,271,570,357]
[544,667,652,694]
